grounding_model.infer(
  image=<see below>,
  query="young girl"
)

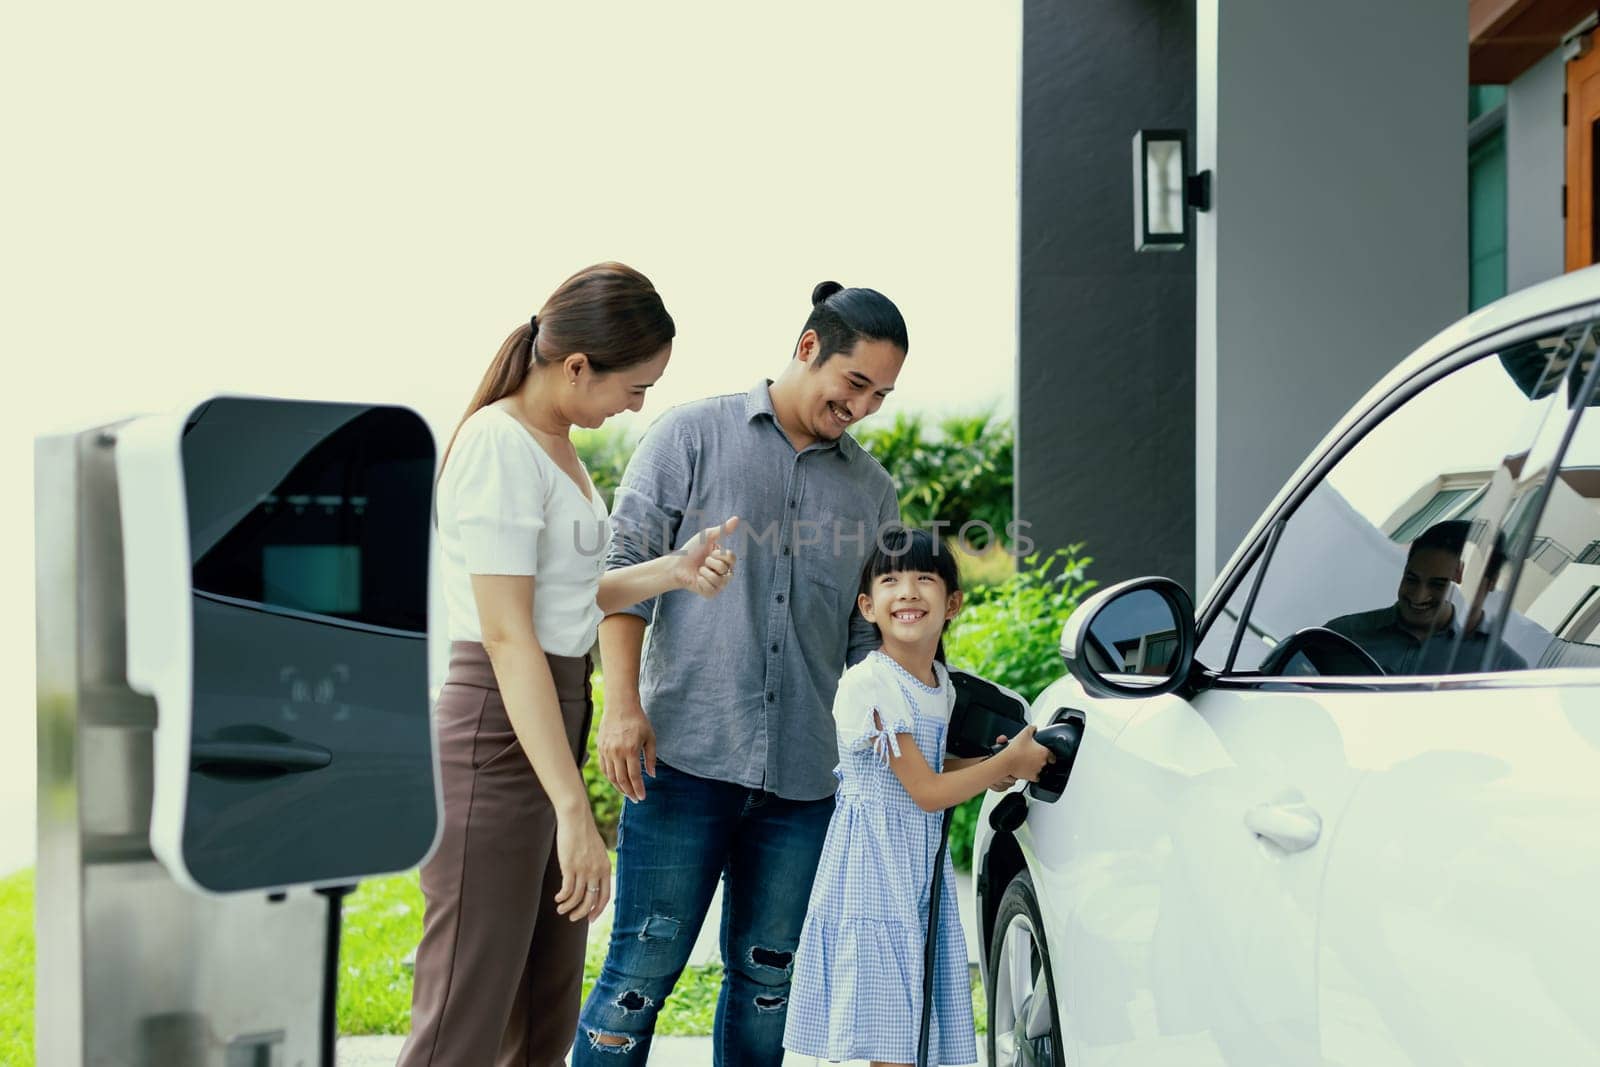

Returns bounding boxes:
[783,526,1053,1067]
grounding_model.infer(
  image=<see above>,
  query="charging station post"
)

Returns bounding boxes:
[36,398,441,1066]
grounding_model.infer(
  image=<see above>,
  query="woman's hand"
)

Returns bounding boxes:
[552,802,612,923]
[999,724,1054,783]
[674,516,739,598]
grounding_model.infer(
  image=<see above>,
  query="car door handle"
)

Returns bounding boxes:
[1244,801,1322,852]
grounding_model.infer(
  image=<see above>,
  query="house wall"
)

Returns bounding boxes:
[1016,0,1198,595]
[1195,0,1469,593]
[1507,49,1566,293]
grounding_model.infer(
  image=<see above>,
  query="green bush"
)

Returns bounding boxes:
[945,547,1096,701]
[584,408,1017,553]
[854,411,1015,550]
[583,676,623,847]
[572,422,637,511]
[570,406,635,849]
[951,541,1016,590]
[942,547,1097,870]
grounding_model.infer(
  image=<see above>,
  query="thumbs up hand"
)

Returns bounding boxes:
[676,516,739,598]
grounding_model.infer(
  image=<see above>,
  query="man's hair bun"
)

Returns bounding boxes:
[794,280,907,367]
[811,280,844,306]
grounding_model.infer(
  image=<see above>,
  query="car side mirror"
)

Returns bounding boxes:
[1060,577,1196,699]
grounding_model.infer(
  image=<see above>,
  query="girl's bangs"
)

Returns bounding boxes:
[862,526,961,590]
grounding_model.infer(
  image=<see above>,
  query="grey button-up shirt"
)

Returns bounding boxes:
[607,380,900,801]
[1325,604,1528,675]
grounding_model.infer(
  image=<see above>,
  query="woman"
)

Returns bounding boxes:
[398,262,738,1067]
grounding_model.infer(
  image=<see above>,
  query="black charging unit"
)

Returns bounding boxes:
[916,670,1029,1067]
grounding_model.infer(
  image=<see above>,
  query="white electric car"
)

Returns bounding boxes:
[974,267,1600,1066]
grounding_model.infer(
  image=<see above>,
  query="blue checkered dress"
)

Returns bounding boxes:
[783,652,978,1066]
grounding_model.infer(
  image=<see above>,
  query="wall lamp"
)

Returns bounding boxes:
[1132,129,1211,252]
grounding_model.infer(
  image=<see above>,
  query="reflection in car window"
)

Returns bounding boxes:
[1228,325,1591,677]
[1321,519,1526,673]
[1085,589,1181,677]
[1495,339,1600,670]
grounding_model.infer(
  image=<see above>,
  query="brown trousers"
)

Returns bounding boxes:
[398,642,594,1067]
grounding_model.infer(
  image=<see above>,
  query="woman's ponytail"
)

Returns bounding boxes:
[438,321,538,475]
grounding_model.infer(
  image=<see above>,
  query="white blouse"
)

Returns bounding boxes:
[832,651,954,751]
[435,405,611,656]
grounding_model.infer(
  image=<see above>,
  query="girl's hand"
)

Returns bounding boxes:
[552,805,612,923]
[674,516,740,598]
[988,734,1020,791]
[1000,724,1054,783]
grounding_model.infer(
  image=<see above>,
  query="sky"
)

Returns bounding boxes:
[1,3,1022,873]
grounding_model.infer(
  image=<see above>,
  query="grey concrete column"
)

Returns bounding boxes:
[1507,50,1565,294]
[1017,0,1197,595]
[1195,0,1467,591]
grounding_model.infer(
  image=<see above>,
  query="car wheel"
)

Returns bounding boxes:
[988,869,1065,1067]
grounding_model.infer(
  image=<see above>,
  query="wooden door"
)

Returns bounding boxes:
[1565,39,1600,270]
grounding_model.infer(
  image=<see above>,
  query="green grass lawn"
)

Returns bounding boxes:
[342,873,980,1039]
[0,869,34,1066]
[3,865,983,1058]
[338,870,723,1037]
[0,866,729,1053]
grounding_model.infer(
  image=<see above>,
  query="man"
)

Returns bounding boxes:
[1326,519,1527,674]
[574,283,906,1064]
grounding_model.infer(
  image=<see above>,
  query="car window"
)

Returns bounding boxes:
[1225,326,1590,678]
[1196,543,1265,671]
[1493,342,1600,671]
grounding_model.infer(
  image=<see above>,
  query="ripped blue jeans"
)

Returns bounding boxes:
[573,760,833,1065]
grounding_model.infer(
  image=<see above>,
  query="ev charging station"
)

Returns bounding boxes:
[36,396,442,1065]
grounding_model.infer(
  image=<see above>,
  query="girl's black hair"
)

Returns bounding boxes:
[800,280,909,366]
[858,524,962,662]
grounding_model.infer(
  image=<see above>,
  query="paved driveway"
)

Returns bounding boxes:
[339,1035,991,1065]
[347,869,990,1065]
